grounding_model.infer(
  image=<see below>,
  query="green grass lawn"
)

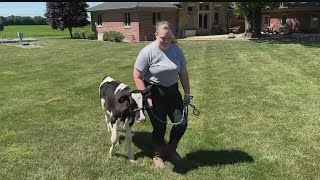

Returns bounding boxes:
[1,38,320,179]
[0,25,91,38]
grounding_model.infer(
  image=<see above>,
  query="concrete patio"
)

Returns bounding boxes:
[1,38,38,44]
[179,33,320,41]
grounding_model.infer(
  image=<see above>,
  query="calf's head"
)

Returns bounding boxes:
[118,84,154,121]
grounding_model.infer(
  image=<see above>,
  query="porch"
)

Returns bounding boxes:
[177,2,231,37]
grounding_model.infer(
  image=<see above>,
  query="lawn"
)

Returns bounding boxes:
[0,38,320,179]
[0,25,91,38]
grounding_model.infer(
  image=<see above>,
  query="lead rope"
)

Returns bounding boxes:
[144,96,200,126]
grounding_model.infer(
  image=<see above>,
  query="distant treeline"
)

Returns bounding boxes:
[0,15,48,25]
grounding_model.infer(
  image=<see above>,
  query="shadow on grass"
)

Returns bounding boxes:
[132,131,254,174]
[249,34,320,48]
[58,36,74,39]
[171,149,254,174]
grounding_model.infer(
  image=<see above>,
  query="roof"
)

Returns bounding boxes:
[87,2,179,12]
[263,2,320,12]
[295,2,320,7]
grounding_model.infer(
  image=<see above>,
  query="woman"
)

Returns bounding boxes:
[133,21,191,168]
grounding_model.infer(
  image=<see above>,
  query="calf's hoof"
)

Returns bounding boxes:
[153,155,165,169]
[109,147,116,156]
[128,154,135,162]
[137,119,146,123]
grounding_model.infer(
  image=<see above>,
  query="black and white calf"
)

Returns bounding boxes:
[99,76,152,162]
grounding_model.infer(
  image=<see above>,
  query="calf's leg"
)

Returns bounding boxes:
[125,118,135,162]
[109,117,120,156]
[104,111,112,132]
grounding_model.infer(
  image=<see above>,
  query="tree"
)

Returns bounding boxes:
[232,2,296,38]
[0,23,4,31]
[13,16,22,25]
[0,16,47,25]
[0,16,7,26]
[44,2,89,38]
[0,21,4,44]
[34,16,48,25]
[21,16,33,25]
[6,15,15,25]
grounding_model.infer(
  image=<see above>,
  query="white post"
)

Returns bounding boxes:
[18,32,23,45]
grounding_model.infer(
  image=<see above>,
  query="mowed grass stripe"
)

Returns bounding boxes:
[0,38,320,179]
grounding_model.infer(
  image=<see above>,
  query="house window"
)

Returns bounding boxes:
[97,14,102,25]
[214,13,219,25]
[198,14,208,29]
[311,14,318,22]
[228,15,232,27]
[199,14,202,28]
[153,12,161,25]
[264,16,269,25]
[203,14,208,29]
[200,4,209,11]
[311,14,319,28]
[186,7,194,29]
[281,14,287,26]
[124,13,131,26]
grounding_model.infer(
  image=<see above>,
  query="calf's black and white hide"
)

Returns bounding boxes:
[99,76,153,162]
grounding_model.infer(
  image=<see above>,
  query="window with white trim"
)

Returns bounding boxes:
[97,14,102,25]
[152,12,161,25]
[200,4,209,11]
[124,13,131,26]
[264,16,269,25]
[311,14,319,28]
[281,14,287,26]
[214,13,219,25]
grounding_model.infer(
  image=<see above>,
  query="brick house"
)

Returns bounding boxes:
[88,2,232,42]
[229,2,320,34]
[262,2,320,33]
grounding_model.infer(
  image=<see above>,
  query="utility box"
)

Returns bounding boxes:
[18,32,24,45]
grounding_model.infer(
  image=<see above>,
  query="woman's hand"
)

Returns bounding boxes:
[183,94,191,105]
[147,98,153,108]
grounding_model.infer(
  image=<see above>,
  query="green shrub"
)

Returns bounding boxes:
[80,31,86,39]
[73,32,81,39]
[103,31,124,42]
[72,28,96,40]
[85,31,96,40]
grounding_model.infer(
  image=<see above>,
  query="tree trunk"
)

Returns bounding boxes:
[242,12,253,38]
[252,7,262,38]
[68,27,73,38]
[242,7,262,38]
